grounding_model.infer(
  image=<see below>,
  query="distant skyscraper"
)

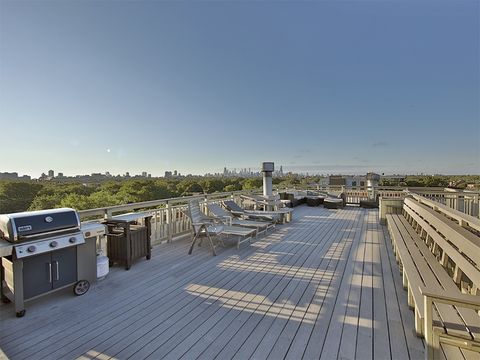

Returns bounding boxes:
[174,170,178,176]
[142,171,147,177]
[48,170,54,178]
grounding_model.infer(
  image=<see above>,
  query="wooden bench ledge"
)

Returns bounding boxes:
[387,214,480,342]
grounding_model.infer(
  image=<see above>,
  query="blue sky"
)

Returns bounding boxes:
[0,0,478,177]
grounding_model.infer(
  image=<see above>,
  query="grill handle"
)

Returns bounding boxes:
[48,262,52,283]
[53,261,60,281]
[18,227,81,242]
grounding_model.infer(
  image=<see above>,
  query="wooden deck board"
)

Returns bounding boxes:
[251,209,356,359]
[0,206,424,360]
[372,212,391,360]
[337,216,367,360]
[287,209,363,360]
[314,211,367,360]
[205,210,349,360]
[126,209,332,359]
[355,210,375,360]
[377,217,410,360]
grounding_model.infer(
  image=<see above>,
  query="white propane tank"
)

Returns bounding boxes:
[97,252,109,280]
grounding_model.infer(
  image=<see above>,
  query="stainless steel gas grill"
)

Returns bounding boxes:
[0,208,97,317]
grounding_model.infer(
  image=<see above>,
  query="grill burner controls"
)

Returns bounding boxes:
[13,233,86,259]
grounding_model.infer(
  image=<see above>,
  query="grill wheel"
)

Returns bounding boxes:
[73,280,90,296]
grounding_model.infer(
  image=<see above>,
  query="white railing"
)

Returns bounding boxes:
[78,190,261,246]
[276,185,480,218]
[408,192,480,233]
[409,188,480,219]
[274,185,405,204]
[77,186,479,246]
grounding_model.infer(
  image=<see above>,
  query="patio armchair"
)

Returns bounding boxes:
[185,200,256,255]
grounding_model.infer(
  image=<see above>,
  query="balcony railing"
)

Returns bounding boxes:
[78,187,480,246]
[410,188,480,219]
[78,190,263,246]
[276,186,480,218]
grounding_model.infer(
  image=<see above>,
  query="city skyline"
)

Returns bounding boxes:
[1,165,277,180]
[0,165,460,181]
[0,1,478,176]
[0,163,477,180]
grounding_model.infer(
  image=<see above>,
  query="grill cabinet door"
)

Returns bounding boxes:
[22,253,53,299]
[51,247,77,289]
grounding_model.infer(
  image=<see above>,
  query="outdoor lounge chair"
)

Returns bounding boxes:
[222,200,288,223]
[206,203,275,236]
[324,197,344,209]
[222,200,281,222]
[185,200,256,255]
[239,195,294,222]
[240,194,293,212]
[324,192,346,209]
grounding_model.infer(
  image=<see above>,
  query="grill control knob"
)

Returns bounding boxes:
[69,237,76,244]
[27,245,36,253]
[50,241,58,248]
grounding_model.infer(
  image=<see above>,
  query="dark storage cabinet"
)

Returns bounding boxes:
[104,215,152,270]
[23,247,77,299]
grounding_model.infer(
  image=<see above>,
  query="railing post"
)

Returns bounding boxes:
[431,240,439,257]
[166,201,172,243]
[150,210,158,244]
[424,295,434,360]
[104,209,112,220]
[453,266,463,285]
[440,252,449,267]
[475,194,479,218]
[204,194,209,214]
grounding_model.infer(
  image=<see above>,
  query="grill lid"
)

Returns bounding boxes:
[0,208,81,242]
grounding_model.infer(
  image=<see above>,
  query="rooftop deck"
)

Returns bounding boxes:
[0,206,424,360]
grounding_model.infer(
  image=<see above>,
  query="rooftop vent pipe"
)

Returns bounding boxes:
[261,162,274,197]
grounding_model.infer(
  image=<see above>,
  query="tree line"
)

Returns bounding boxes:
[379,175,480,188]
[0,177,270,213]
[0,175,477,213]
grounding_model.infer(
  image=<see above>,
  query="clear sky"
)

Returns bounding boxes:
[0,0,478,177]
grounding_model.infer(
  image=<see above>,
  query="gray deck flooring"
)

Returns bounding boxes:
[0,206,424,360]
